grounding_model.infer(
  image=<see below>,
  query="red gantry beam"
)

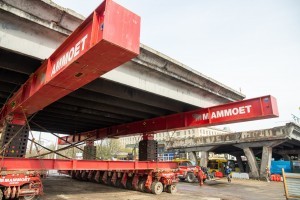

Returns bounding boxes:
[58,95,279,145]
[1,158,178,171]
[0,0,140,126]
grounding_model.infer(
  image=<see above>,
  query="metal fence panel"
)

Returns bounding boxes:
[282,169,300,199]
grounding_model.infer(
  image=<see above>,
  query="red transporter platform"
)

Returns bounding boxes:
[0,158,178,198]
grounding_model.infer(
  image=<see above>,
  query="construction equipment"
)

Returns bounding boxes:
[174,160,207,183]
[0,0,280,198]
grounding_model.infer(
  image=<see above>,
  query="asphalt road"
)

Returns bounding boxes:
[41,175,285,200]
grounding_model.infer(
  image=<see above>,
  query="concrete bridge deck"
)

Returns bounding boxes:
[167,122,300,178]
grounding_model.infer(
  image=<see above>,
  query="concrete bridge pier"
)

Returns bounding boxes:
[199,151,209,167]
[236,155,245,172]
[188,151,198,164]
[234,143,260,178]
[242,147,260,178]
[185,146,215,167]
[199,146,216,167]
[259,146,272,179]
[187,151,208,167]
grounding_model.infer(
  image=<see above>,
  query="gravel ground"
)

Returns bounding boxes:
[41,175,285,200]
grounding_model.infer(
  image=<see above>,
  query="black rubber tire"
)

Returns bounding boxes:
[71,171,76,179]
[138,180,146,192]
[166,184,177,194]
[151,181,163,195]
[186,173,195,183]
[115,178,122,188]
[81,171,88,181]
[99,172,104,184]
[126,178,133,190]
[107,176,112,185]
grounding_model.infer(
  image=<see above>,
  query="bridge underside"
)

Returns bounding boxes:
[169,123,300,178]
[0,0,246,135]
[0,48,200,134]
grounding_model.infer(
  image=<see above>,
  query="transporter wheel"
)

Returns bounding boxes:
[71,171,76,179]
[138,180,146,192]
[186,173,195,183]
[151,181,163,195]
[166,184,177,194]
[107,176,112,185]
[126,178,133,190]
[19,184,37,200]
[115,178,122,188]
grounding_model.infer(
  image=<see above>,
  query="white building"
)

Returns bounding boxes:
[118,127,231,161]
[118,127,231,148]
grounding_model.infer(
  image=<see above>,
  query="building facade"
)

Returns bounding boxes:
[118,127,231,161]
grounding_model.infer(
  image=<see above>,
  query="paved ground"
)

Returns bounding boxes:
[41,175,285,200]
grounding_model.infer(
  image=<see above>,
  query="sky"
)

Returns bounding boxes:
[45,0,300,136]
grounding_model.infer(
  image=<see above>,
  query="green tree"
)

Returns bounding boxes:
[96,139,122,160]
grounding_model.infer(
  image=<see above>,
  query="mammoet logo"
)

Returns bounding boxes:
[192,105,252,121]
[0,177,31,184]
[51,34,88,77]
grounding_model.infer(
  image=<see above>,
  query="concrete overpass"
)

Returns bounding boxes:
[167,122,300,178]
[0,0,244,134]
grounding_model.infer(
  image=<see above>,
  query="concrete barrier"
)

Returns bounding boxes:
[231,172,250,179]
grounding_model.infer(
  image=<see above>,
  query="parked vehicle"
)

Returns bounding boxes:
[207,158,237,174]
[174,160,207,183]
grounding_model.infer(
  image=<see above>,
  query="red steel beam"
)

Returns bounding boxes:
[0,0,140,126]
[1,158,178,171]
[58,95,279,145]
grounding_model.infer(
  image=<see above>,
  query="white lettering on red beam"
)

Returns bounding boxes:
[0,177,30,183]
[192,105,252,121]
[51,34,88,77]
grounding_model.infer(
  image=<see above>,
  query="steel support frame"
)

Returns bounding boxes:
[59,95,279,144]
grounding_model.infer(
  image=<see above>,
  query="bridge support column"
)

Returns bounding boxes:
[199,151,209,167]
[243,147,259,178]
[260,146,272,179]
[236,155,245,172]
[188,151,198,164]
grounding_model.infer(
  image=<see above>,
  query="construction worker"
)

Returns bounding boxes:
[225,166,232,183]
[197,167,204,186]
